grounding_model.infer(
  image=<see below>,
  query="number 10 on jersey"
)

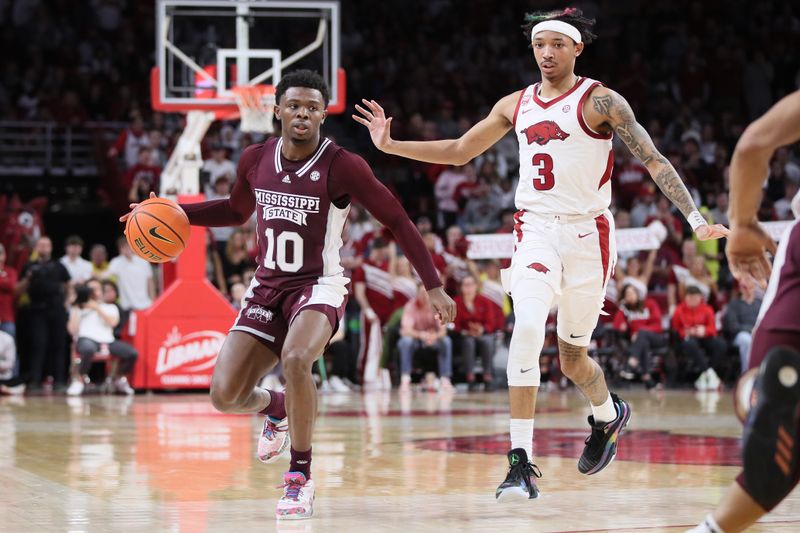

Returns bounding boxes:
[263,228,304,273]
[531,153,555,191]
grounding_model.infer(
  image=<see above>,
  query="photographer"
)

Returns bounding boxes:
[67,280,137,396]
[16,236,70,391]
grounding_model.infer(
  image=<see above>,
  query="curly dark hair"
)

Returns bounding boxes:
[274,69,330,107]
[522,7,597,45]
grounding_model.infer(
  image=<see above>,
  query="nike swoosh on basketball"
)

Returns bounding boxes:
[520,367,534,373]
[578,232,593,238]
[148,226,176,244]
[570,333,586,339]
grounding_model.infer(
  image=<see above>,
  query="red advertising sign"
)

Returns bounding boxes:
[146,322,228,388]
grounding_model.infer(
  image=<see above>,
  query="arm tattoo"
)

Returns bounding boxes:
[593,93,698,218]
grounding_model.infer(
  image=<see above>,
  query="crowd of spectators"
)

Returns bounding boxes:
[1,1,799,393]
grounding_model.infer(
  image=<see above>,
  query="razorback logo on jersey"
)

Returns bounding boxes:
[527,262,550,274]
[521,120,570,145]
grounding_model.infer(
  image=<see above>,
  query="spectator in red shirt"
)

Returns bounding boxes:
[453,274,500,391]
[612,284,665,389]
[125,147,161,203]
[671,285,727,390]
[0,243,18,338]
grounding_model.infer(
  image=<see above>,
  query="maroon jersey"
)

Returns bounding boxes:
[248,137,348,291]
[181,137,441,295]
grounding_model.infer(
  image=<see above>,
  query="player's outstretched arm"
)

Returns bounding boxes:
[330,151,456,323]
[352,94,518,166]
[725,90,800,286]
[588,87,728,241]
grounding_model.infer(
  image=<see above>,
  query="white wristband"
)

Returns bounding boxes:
[687,210,706,231]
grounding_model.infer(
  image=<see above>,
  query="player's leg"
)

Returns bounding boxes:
[497,281,555,501]
[210,331,288,464]
[277,309,333,520]
[689,328,800,532]
[558,214,630,475]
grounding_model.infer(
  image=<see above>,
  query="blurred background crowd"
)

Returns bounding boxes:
[0,0,799,395]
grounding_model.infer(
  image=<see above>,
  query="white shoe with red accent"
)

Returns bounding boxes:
[276,471,315,520]
[257,416,290,463]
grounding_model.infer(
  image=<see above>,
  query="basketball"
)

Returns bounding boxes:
[124,197,190,263]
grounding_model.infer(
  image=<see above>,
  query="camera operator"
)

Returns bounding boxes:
[67,280,137,396]
[16,236,70,391]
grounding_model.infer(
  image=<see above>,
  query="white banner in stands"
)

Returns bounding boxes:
[466,220,794,260]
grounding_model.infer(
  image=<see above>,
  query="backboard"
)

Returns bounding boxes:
[152,0,344,116]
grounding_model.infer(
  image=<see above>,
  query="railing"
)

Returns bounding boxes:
[0,120,125,176]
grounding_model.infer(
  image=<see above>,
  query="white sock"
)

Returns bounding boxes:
[591,393,617,424]
[510,418,534,459]
[686,514,725,533]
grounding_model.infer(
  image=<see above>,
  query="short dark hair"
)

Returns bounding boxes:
[686,285,703,296]
[275,69,330,107]
[65,235,84,247]
[101,279,119,296]
[522,7,597,45]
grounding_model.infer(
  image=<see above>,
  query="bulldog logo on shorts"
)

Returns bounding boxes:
[527,262,551,274]
[246,305,274,324]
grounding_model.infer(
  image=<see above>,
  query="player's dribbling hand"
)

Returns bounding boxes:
[726,221,778,289]
[352,99,393,152]
[694,223,730,240]
[119,191,157,223]
[427,287,456,324]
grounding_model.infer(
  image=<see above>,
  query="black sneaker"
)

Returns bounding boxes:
[742,347,800,504]
[578,392,631,475]
[495,448,542,501]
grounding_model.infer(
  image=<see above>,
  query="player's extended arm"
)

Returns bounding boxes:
[729,91,800,226]
[119,147,259,226]
[588,88,728,241]
[330,151,456,322]
[352,94,518,165]
[725,90,800,285]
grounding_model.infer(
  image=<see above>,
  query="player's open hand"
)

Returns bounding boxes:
[427,286,456,324]
[726,222,777,289]
[352,99,393,152]
[119,191,157,223]
[694,223,730,240]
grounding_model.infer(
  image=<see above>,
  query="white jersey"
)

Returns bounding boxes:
[513,77,614,221]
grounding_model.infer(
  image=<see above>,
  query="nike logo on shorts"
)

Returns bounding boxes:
[520,367,534,373]
[148,226,176,244]
[578,232,593,238]
[570,333,587,339]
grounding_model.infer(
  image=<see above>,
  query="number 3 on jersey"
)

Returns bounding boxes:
[263,228,304,272]
[531,153,555,191]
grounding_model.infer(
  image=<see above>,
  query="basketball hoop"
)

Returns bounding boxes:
[231,85,276,133]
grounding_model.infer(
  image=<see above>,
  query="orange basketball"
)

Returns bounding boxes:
[125,197,190,263]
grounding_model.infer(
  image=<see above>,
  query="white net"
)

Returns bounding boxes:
[232,85,276,133]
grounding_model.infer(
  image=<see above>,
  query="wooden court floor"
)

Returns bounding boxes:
[2,389,800,532]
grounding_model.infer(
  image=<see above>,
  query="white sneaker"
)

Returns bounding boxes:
[694,369,709,391]
[380,368,392,390]
[706,368,721,391]
[66,378,85,396]
[328,375,351,393]
[399,374,411,392]
[113,377,135,395]
[276,472,315,520]
[0,383,25,396]
[258,415,290,463]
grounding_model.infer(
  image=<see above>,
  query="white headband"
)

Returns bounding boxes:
[531,20,582,44]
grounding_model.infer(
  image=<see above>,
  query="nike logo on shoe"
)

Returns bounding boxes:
[578,232,593,238]
[520,367,534,373]
[570,333,586,339]
[148,226,176,244]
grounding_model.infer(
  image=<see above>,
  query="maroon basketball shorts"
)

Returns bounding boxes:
[230,282,348,356]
